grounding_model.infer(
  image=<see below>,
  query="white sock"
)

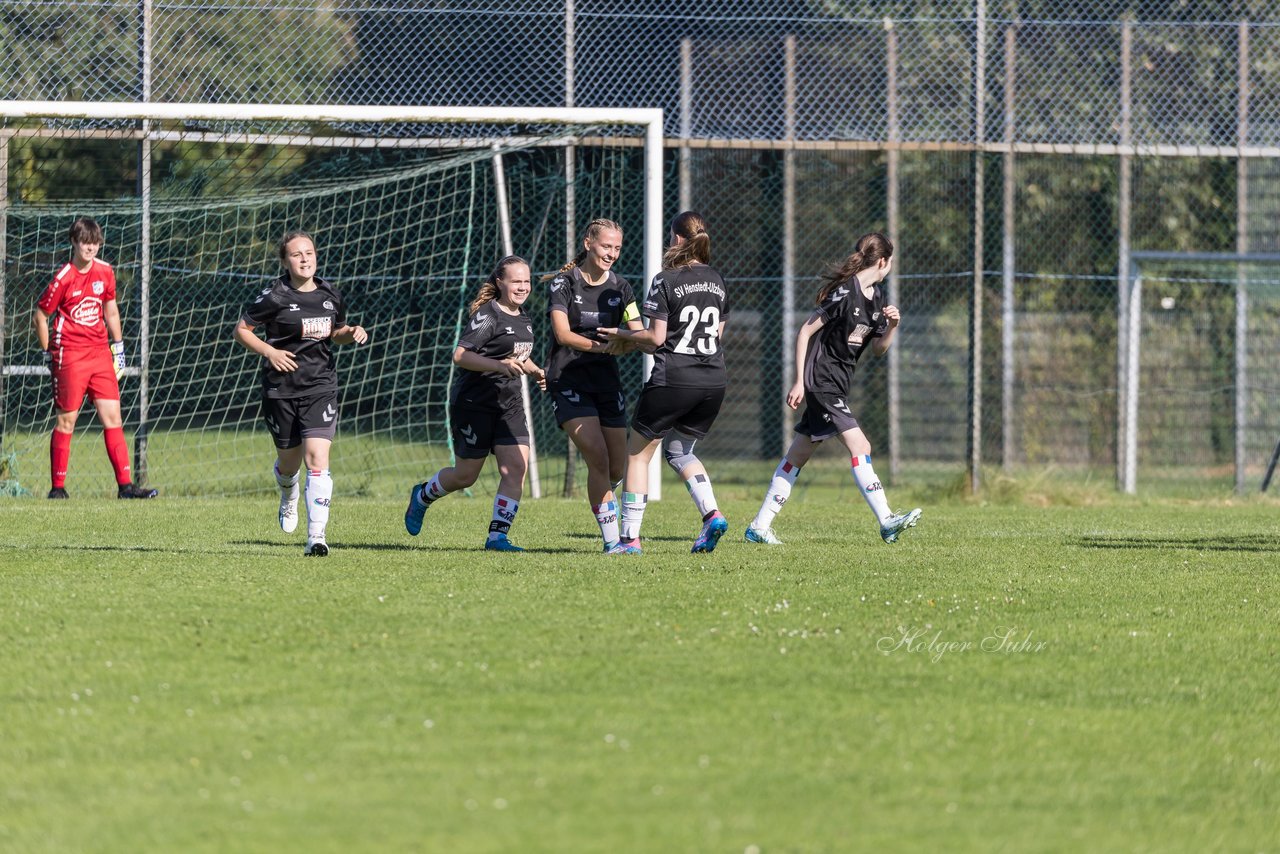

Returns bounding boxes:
[420,472,450,505]
[620,492,647,541]
[684,472,718,518]
[489,494,519,542]
[753,459,800,530]
[593,500,619,546]
[306,468,333,539]
[851,455,892,524]
[274,462,299,499]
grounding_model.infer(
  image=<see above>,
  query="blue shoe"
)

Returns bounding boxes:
[880,508,922,544]
[404,482,428,536]
[485,534,524,552]
[744,525,783,545]
[691,512,728,553]
[606,539,642,555]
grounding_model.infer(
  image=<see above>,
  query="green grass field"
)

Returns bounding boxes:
[3,481,1279,852]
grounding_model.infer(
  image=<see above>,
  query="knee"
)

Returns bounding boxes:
[663,435,699,475]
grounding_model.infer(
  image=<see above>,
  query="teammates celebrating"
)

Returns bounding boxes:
[36,216,920,556]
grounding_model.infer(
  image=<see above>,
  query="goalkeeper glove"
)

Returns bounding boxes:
[110,341,126,380]
[41,350,52,371]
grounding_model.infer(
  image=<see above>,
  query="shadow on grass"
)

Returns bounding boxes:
[563,532,691,543]
[1070,534,1280,554]
[231,539,582,555]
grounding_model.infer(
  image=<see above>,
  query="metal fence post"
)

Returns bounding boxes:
[885,18,901,483]
[967,0,987,495]
[1116,17,1134,492]
[1001,19,1017,472]
[1235,19,1250,495]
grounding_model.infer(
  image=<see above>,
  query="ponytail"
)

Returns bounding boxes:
[662,210,711,269]
[816,232,893,305]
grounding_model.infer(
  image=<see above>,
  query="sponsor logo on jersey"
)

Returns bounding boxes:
[643,299,658,311]
[470,315,487,330]
[573,294,583,304]
[323,300,335,310]
[302,316,333,339]
[288,303,300,311]
[607,296,621,307]
[503,326,515,335]
[91,281,105,295]
[830,286,849,303]
[847,323,873,349]
[872,311,881,320]
[853,307,861,316]
[550,279,564,293]
[70,298,103,326]
[512,341,533,362]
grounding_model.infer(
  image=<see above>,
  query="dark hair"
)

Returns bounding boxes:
[663,210,710,269]
[277,230,315,261]
[541,218,623,282]
[69,217,104,245]
[816,232,894,305]
[470,255,530,315]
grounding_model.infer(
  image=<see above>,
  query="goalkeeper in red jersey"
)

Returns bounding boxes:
[32,217,157,500]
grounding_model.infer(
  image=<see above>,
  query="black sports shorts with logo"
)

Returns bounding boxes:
[451,400,530,459]
[262,392,339,449]
[793,390,860,442]
[631,385,726,441]
[549,382,628,429]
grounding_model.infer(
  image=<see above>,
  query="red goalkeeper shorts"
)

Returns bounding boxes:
[50,347,120,412]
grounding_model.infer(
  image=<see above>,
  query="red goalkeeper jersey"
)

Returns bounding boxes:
[38,259,117,352]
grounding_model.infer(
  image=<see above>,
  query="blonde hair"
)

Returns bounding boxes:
[662,210,710,269]
[469,255,529,315]
[541,218,623,282]
[816,232,893,305]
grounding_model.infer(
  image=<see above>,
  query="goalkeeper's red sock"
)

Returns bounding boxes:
[50,429,72,489]
[103,426,133,486]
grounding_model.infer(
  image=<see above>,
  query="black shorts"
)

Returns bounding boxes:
[451,401,530,459]
[631,384,726,441]
[793,390,860,441]
[262,392,339,449]
[549,383,627,429]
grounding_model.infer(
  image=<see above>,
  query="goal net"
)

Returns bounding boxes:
[0,103,664,498]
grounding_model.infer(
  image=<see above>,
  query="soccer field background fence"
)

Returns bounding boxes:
[3,1,1280,498]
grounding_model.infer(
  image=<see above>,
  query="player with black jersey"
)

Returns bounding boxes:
[234,231,369,557]
[404,256,545,552]
[745,232,921,546]
[544,218,645,552]
[600,211,730,555]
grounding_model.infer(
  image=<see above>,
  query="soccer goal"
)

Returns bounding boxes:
[1120,250,1280,495]
[0,102,664,499]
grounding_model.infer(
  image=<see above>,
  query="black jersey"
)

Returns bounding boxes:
[643,264,729,388]
[453,299,535,411]
[545,267,638,392]
[802,280,888,396]
[241,275,347,400]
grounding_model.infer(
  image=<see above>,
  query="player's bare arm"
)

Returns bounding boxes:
[234,318,298,373]
[549,310,611,354]
[788,311,826,409]
[331,324,369,346]
[32,306,51,351]
[453,346,523,377]
[871,305,900,356]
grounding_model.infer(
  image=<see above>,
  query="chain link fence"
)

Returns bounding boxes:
[4,1,1280,496]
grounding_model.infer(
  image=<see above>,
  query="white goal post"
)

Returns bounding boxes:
[0,101,666,499]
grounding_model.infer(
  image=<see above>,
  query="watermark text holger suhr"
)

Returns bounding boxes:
[877,626,1048,663]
